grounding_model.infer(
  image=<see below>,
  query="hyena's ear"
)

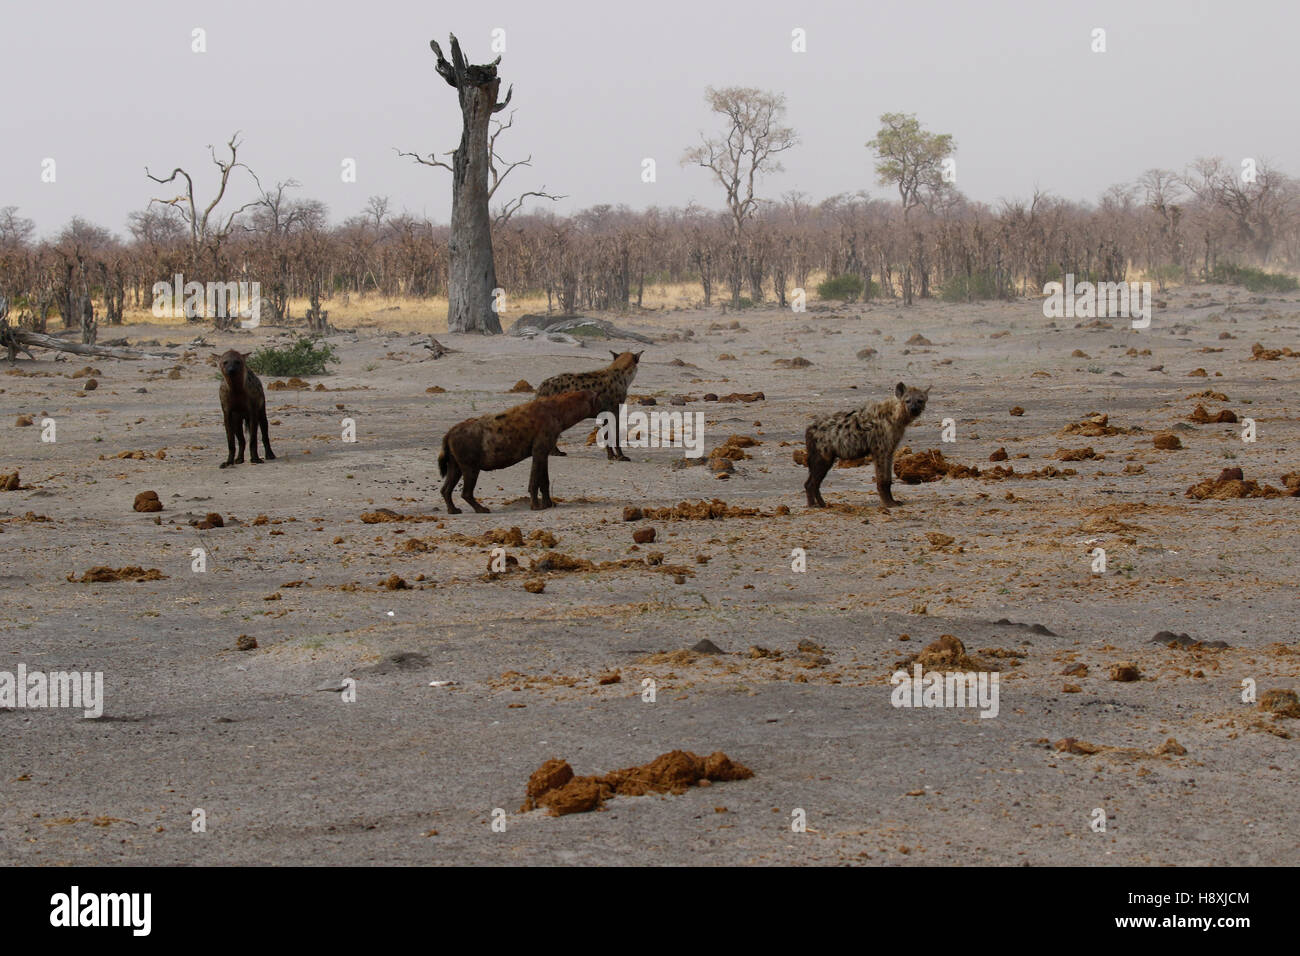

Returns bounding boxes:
[633,350,643,362]
[895,382,906,398]
[923,385,932,396]
[611,350,620,360]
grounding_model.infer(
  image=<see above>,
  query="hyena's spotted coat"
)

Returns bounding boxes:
[535,350,642,460]
[803,382,930,508]
[438,390,599,514]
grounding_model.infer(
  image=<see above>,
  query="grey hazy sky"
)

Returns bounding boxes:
[4,0,1297,237]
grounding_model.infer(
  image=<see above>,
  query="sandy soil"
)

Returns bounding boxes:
[2,285,1298,865]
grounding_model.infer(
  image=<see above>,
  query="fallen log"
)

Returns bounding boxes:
[3,328,166,361]
[423,336,454,358]
[508,313,655,344]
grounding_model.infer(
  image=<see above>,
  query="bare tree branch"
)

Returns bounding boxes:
[494,187,565,227]
[396,146,454,172]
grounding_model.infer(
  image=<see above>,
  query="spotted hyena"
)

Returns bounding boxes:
[803,382,930,508]
[535,350,642,460]
[218,349,274,468]
[438,390,599,514]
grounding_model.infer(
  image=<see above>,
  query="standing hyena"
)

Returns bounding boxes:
[438,390,599,513]
[535,350,642,460]
[218,349,274,468]
[803,382,930,508]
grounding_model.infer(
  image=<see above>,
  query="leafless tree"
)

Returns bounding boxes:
[1182,157,1298,267]
[683,87,798,306]
[145,132,261,320]
[398,34,513,333]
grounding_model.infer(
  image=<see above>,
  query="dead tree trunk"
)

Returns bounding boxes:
[2,328,165,362]
[429,35,510,334]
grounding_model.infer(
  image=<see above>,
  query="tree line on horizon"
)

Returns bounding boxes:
[1,92,1297,334]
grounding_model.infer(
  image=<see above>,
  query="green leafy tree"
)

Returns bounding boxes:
[867,113,955,304]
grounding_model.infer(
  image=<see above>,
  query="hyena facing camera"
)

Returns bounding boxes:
[803,382,930,508]
[218,349,275,468]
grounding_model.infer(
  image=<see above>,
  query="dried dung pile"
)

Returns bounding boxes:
[67,566,166,583]
[1059,412,1130,437]
[895,634,993,672]
[522,750,754,816]
[623,499,788,521]
[1187,404,1238,424]
[1185,468,1297,500]
[893,449,981,483]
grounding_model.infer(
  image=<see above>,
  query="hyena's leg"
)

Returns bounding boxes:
[221,411,239,468]
[877,450,902,506]
[527,443,541,507]
[460,465,490,513]
[233,411,248,464]
[247,413,263,464]
[530,447,553,510]
[804,441,834,508]
[608,410,631,462]
[259,407,275,460]
[806,457,834,507]
[441,457,463,514]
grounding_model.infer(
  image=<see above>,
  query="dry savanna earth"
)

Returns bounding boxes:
[2,285,1298,865]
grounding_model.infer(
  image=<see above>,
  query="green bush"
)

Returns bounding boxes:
[247,336,339,377]
[816,274,865,301]
[939,271,1008,302]
[1211,264,1299,293]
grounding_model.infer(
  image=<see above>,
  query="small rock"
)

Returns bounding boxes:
[691,639,725,655]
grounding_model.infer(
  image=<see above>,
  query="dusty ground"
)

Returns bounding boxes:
[2,285,1298,865]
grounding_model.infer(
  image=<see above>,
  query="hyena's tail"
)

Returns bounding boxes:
[437,434,449,477]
